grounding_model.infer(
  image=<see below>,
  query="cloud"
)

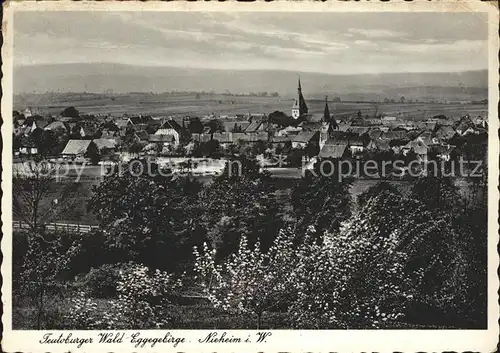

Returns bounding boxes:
[13,11,488,74]
[348,28,407,38]
[395,39,486,53]
[354,40,378,47]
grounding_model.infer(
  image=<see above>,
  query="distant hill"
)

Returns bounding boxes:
[14,63,487,100]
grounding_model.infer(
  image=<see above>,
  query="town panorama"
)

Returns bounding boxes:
[10,10,490,332]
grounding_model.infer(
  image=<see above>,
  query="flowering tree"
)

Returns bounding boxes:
[194,185,469,329]
[289,189,467,328]
[288,203,416,328]
[193,229,307,329]
[67,263,181,329]
[108,264,181,329]
[18,232,80,329]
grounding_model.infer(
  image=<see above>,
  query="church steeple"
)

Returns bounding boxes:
[292,76,308,119]
[324,95,338,129]
[323,95,330,123]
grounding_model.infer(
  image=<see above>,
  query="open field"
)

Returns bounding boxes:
[14,92,487,120]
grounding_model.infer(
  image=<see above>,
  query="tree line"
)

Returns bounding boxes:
[12,156,487,329]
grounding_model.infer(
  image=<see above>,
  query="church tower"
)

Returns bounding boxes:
[324,95,338,129]
[323,95,330,123]
[292,77,308,119]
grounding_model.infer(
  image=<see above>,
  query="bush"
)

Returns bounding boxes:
[110,264,181,328]
[66,263,182,329]
[79,264,123,298]
[65,292,108,329]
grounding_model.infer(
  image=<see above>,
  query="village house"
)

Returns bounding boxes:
[212,132,234,147]
[421,121,438,132]
[348,138,365,156]
[13,121,25,136]
[191,133,212,143]
[115,118,129,131]
[93,138,119,159]
[292,130,319,149]
[473,116,487,128]
[98,121,122,138]
[61,139,96,161]
[70,122,100,139]
[270,135,293,149]
[245,120,267,133]
[18,136,38,156]
[381,116,397,122]
[435,126,457,141]
[155,127,180,146]
[417,131,441,147]
[337,121,352,132]
[126,115,153,126]
[126,115,163,134]
[144,135,177,154]
[230,132,269,146]
[223,121,251,133]
[18,121,39,137]
[366,139,391,152]
[454,115,476,136]
[406,129,423,141]
[381,130,408,141]
[347,126,371,137]
[326,131,350,146]
[368,129,383,140]
[126,129,149,145]
[402,139,429,162]
[432,145,456,161]
[318,143,349,160]
[44,120,68,133]
[246,113,267,121]
[277,125,302,137]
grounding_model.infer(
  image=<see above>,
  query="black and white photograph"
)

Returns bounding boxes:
[2,2,499,352]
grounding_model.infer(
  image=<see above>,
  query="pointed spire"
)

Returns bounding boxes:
[292,74,308,118]
[324,95,330,123]
[326,95,339,129]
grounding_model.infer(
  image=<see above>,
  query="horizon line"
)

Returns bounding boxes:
[13,62,488,76]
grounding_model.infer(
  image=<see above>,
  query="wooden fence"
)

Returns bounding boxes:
[12,221,99,234]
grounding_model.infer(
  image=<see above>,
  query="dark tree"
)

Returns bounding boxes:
[60,106,80,118]
[268,110,293,127]
[90,160,204,272]
[187,117,204,134]
[411,176,461,212]
[198,156,283,259]
[357,181,401,208]
[85,142,101,165]
[291,172,352,241]
[207,119,224,133]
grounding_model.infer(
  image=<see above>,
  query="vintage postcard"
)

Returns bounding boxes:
[1,1,499,352]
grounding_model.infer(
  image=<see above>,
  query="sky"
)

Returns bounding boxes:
[14,11,489,74]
